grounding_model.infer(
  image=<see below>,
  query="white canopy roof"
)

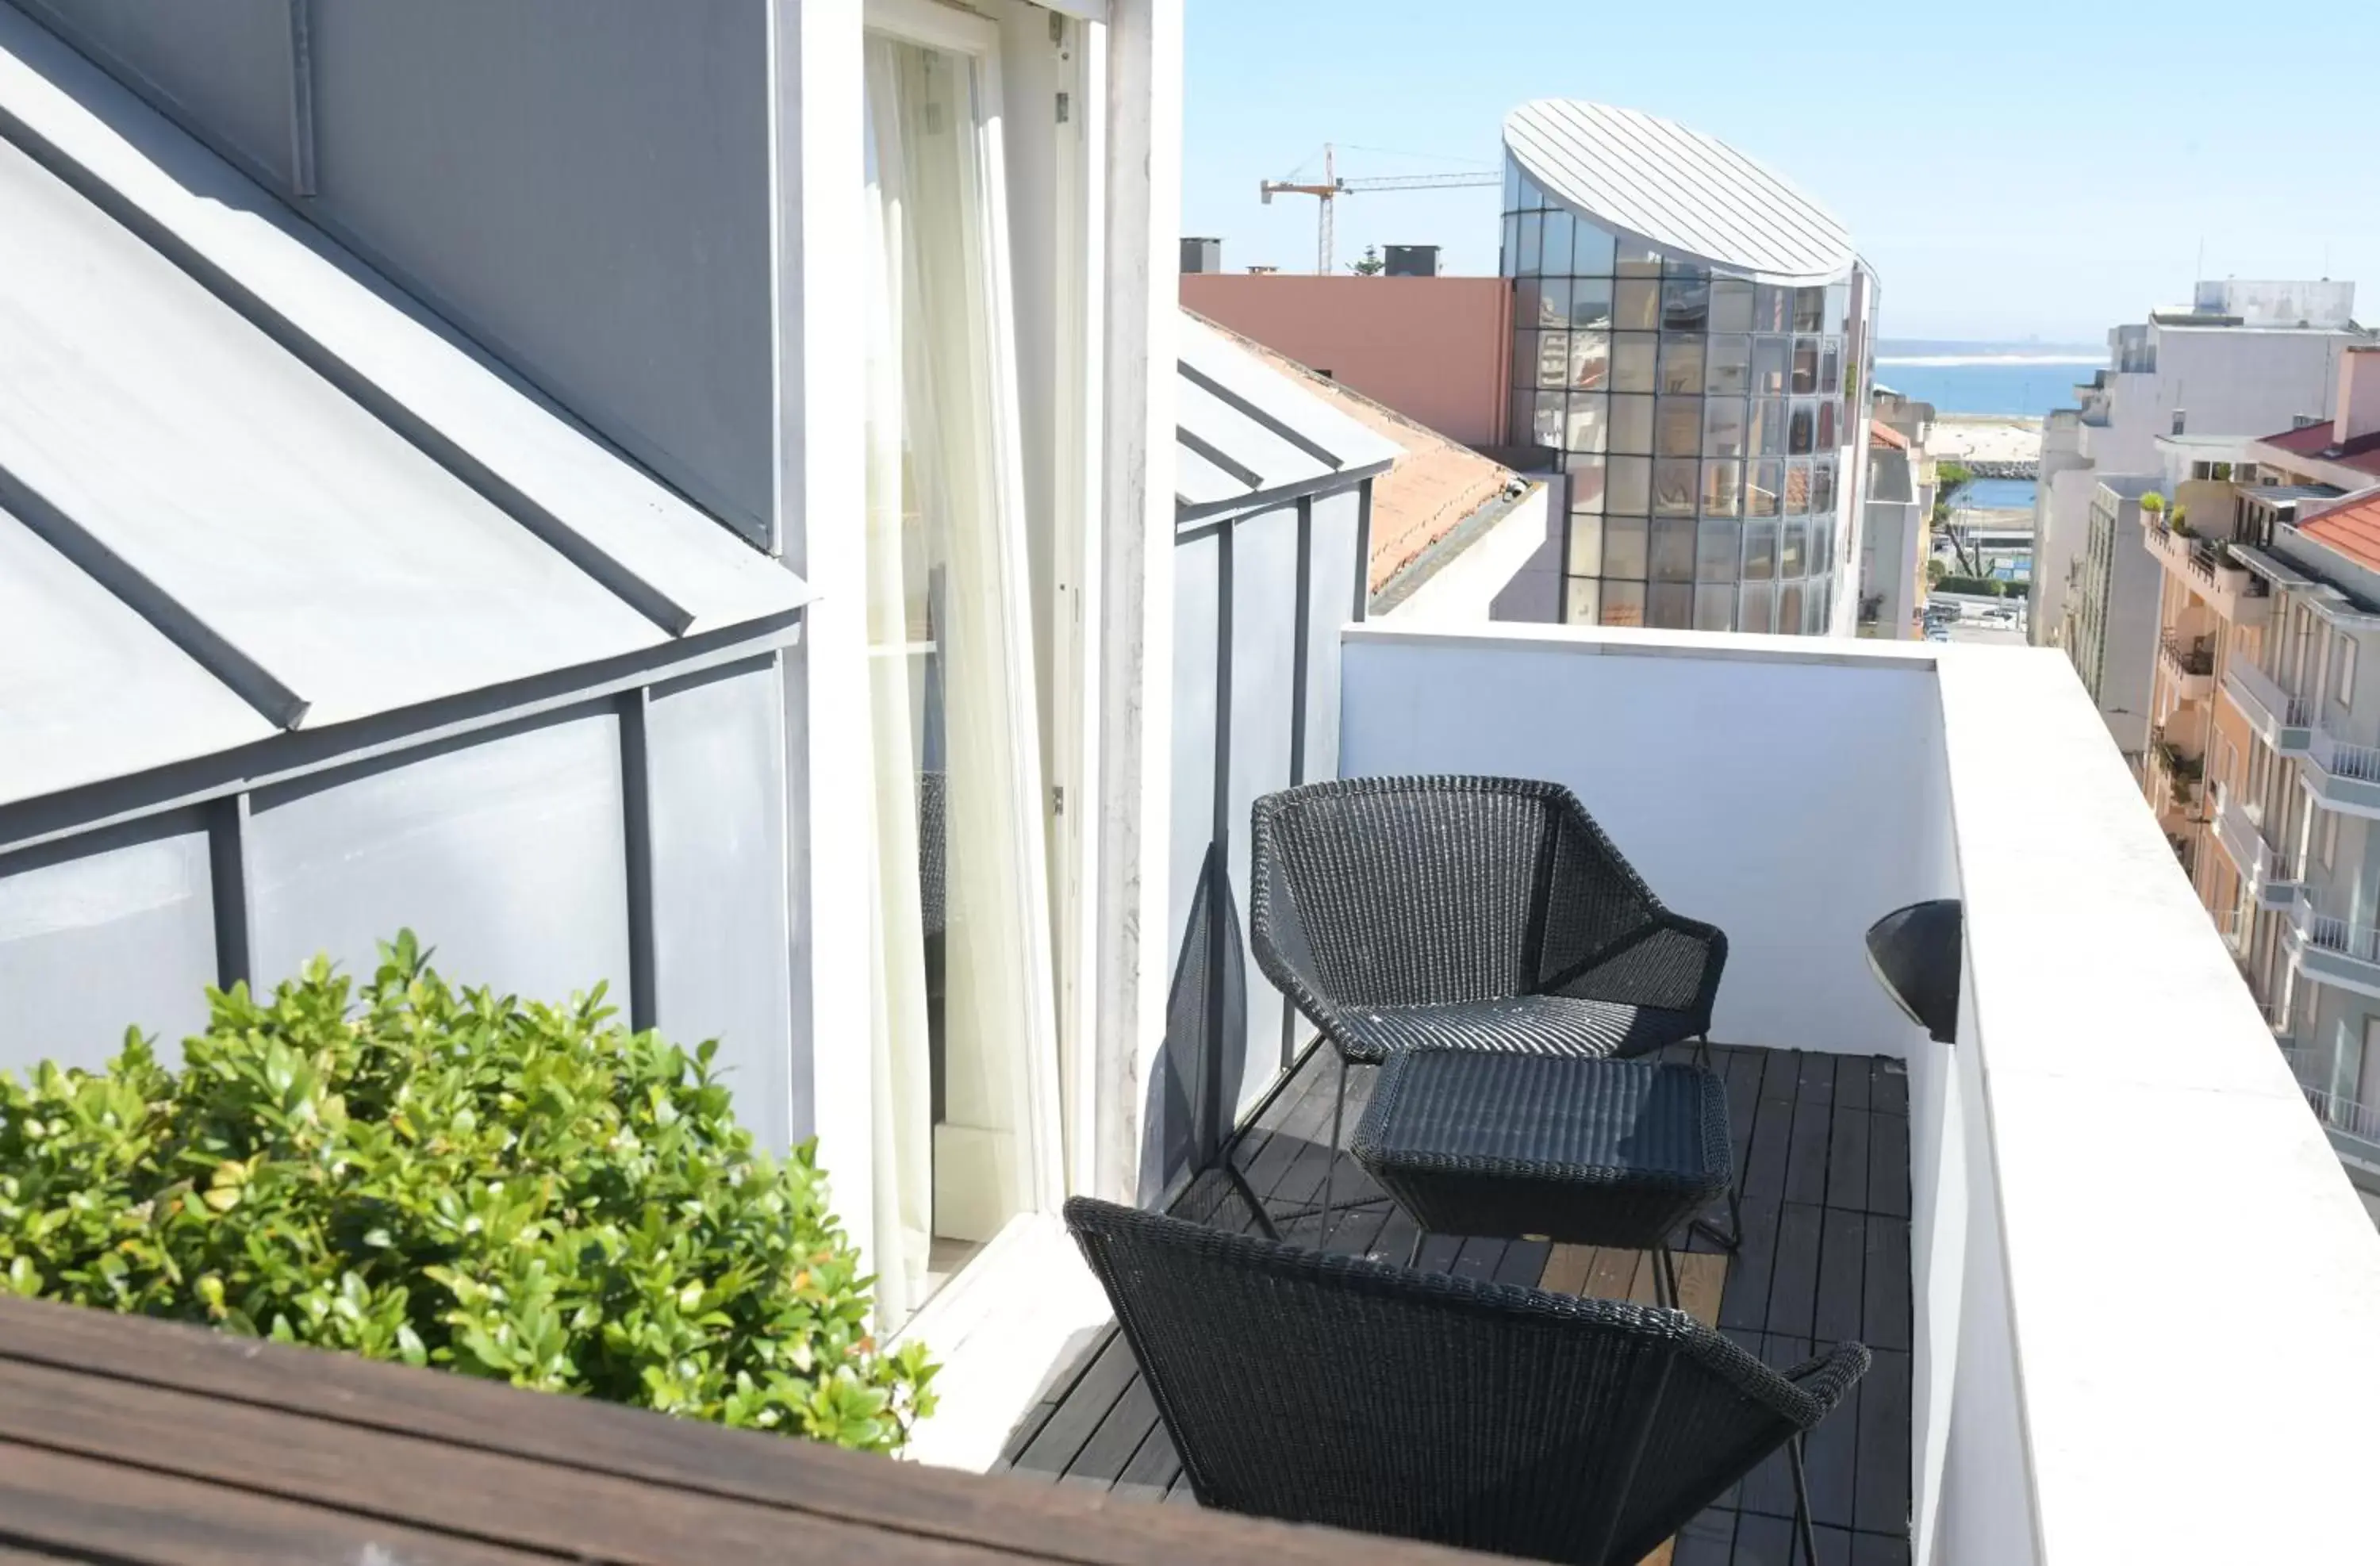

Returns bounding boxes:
[0,11,808,811]
[1503,99,1855,284]
[1175,315,1401,524]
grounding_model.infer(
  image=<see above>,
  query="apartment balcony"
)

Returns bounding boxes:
[2210,785,2301,909]
[2139,519,2273,625]
[2221,656,2312,752]
[2284,898,2380,1000]
[2157,630,2216,704]
[988,626,2380,1566]
[2146,727,2205,829]
[2305,721,2380,816]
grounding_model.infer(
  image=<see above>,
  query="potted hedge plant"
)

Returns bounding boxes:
[0,932,935,1453]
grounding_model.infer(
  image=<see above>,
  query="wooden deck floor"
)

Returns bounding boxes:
[995,1041,1914,1566]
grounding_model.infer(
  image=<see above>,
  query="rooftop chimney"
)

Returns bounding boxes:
[1180,236,1222,275]
[2336,346,2380,447]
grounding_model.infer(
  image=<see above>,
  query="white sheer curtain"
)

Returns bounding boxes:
[862,33,1059,1329]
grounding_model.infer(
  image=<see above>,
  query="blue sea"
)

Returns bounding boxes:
[1873,340,2106,420]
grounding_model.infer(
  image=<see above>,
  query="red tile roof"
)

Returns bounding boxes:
[1868,420,1910,451]
[2298,491,2380,574]
[2255,420,2380,476]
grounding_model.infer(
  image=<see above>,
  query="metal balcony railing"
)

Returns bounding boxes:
[2159,630,2215,679]
[2310,723,2380,785]
[2298,907,2380,965]
[2225,656,2312,732]
[2300,1084,2380,1168]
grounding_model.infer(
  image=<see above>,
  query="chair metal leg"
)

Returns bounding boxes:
[1654,1245,1681,1312]
[1406,1229,1426,1269]
[1788,1434,1819,1566]
[1223,1160,1281,1242]
[1318,1051,1349,1240]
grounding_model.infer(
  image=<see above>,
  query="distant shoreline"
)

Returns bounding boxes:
[1876,354,2102,368]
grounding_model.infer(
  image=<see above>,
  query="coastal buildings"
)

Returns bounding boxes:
[2031,279,2371,701]
[2063,474,2167,754]
[1860,412,1929,637]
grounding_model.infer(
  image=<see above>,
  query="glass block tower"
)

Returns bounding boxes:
[1501,100,1875,635]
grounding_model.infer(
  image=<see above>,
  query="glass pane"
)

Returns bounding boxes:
[1741,580,1775,632]
[1821,338,1843,397]
[1710,279,1756,333]
[1615,240,1663,279]
[1695,585,1736,633]
[1702,459,1743,517]
[1566,452,1607,512]
[1518,169,1544,210]
[1538,331,1572,389]
[1789,400,1816,455]
[1805,578,1827,635]
[1614,278,1662,332]
[1792,338,1819,394]
[1504,157,1521,212]
[1501,213,1520,276]
[1653,459,1699,516]
[1825,282,1849,334]
[1541,209,1575,275]
[1519,210,1542,274]
[1566,394,1609,455]
[1779,581,1805,634]
[1706,335,1752,397]
[1754,283,1791,332]
[1752,397,1787,457]
[1515,278,1544,329]
[1811,512,1833,571]
[1812,454,1837,514]
[1564,576,1600,625]
[1601,579,1646,627]
[1748,459,1783,518]
[1782,516,1808,576]
[1656,395,1703,458]
[1571,277,1615,328]
[1511,386,1534,445]
[1567,512,1604,574]
[1534,391,1566,447]
[1817,398,1839,451]
[1651,516,1695,581]
[1571,330,1612,390]
[1664,256,1711,282]
[1743,516,1778,579]
[1610,333,1659,393]
[1574,221,1618,277]
[1660,334,1705,394]
[1649,582,1695,630]
[1703,398,1747,459]
[1606,459,1651,516]
[1752,336,1789,397]
[1604,516,1649,577]
[1541,278,1576,327]
[1662,277,1710,332]
[1792,286,1825,332]
[1785,458,1812,515]
[1697,517,1740,581]
[1609,393,1655,455]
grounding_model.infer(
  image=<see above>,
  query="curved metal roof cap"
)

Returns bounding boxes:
[1503,99,1854,284]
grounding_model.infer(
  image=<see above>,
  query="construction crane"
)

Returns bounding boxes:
[1260,143,1501,275]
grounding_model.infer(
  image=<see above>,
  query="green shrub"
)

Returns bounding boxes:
[1934,575,2012,597]
[0,932,933,1453]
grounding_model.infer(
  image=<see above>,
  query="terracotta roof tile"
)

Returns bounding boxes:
[2256,421,2380,475]
[1868,420,1909,451]
[2299,491,2380,574]
[1191,312,1516,589]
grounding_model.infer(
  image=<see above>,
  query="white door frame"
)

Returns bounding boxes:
[866,0,1066,1230]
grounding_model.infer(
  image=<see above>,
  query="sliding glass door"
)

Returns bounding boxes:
[860,0,1059,1326]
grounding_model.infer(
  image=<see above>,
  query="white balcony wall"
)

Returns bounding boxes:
[1339,624,2380,1565]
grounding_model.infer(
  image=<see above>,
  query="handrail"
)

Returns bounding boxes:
[2310,722,2380,785]
[2159,629,2215,677]
[2301,1083,2380,1165]
[2226,656,2312,727]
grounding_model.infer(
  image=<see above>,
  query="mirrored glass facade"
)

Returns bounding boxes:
[1503,155,1858,635]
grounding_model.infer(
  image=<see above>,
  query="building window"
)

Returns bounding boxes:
[2322,808,2340,873]
[2336,632,2358,710]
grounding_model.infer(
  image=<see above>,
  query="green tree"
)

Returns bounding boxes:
[1349,245,1385,276]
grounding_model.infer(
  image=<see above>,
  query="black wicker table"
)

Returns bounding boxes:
[1349,1049,1731,1309]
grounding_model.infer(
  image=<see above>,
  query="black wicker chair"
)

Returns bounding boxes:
[1065,1196,1864,1566]
[1249,776,1729,1231]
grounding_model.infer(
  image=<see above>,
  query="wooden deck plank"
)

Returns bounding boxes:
[1868,1111,1911,1219]
[1826,1101,1872,1215]
[1010,1331,1142,1482]
[1854,1349,1913,1538]
[1056,1373,1165,1495]
[1833,1053,1872,1113]
[1782,1080,1833,1206]
[1813,1207,1867,1347]
[1764,1202,1825,1341]
[1861,1219,1913,1353]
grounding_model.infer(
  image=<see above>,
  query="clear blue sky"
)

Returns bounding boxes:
[1183,0,2380,343]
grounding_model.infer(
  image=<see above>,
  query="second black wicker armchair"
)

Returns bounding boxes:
[1249,775,1729,1224]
